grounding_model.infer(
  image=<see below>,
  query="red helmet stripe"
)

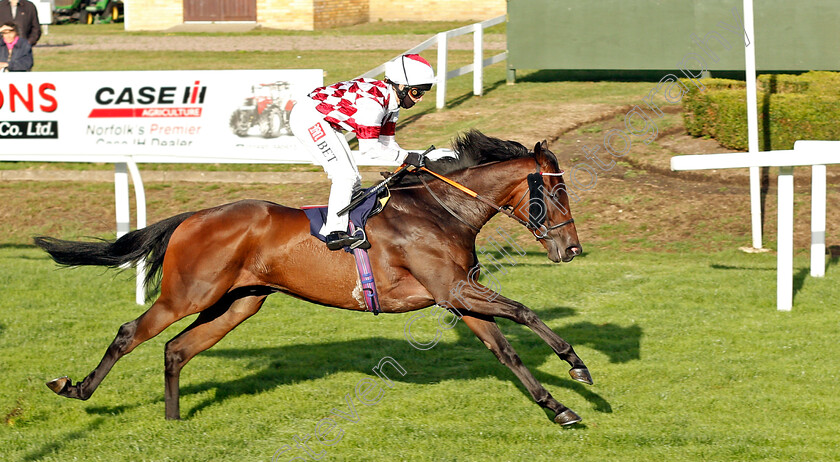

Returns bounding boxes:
[404,54,431,67]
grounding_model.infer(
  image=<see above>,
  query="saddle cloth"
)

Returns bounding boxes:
[302,186,389,315]
[301,186,387,245]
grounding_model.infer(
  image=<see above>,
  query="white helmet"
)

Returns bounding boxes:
[385,54,435,89]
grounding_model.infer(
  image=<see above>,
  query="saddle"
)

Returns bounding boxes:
[301,185,391,250]
[301,186,392,316]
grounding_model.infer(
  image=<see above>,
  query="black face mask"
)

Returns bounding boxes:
[390,81,430,109]
[398,90,416,109]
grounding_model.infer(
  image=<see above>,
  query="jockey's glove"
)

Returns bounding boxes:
[404,151,426,168]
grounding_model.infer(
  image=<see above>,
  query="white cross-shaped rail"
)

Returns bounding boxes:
[671,140,835,311]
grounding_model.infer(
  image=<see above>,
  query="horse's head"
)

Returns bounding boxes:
[510,140,582,263]
[415,130,582,262]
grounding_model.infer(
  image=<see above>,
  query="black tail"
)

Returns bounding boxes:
[34,211,196,300]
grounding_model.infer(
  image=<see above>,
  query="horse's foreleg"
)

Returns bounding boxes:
[46,298,185,401]
[460,313,582,425]
[448,284,592,385]
[163,293,267,420]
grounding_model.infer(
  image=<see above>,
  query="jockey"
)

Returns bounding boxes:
[290,53,454,250]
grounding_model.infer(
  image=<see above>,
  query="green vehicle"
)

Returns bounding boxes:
[53,0,124,24]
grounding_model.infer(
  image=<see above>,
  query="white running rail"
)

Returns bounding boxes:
[357,15,507,110]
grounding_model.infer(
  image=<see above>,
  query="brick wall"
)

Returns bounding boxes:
[125,0,503,31]
[258,0,314,30]
[369,0,505,21]
[125,0,183,31]
[314,0,368,29]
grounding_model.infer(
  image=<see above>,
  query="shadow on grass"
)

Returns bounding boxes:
[93,310,637,421]
[828,256,839,273]
[441,79,507,110]
[471,250,590,275]
[792,267,811,302]
[0,243,37,250]
[399,79,508,128]
[517,69,748,83]
[505,249,591,264]
[709,263,775,271]
[827,245,840,274]
[22,417,106,461]
[711,261,830,303]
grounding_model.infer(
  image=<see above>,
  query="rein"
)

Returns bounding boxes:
[416,163,575,240]
[417,174,480,232]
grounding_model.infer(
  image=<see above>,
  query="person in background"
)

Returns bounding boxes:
[0,0,41,46]
[0,22,33,71]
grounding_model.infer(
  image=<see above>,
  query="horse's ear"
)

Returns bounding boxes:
[534,140,558,171]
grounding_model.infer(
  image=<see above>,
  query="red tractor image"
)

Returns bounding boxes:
[229,81,295,138]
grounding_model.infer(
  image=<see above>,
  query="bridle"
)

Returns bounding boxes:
[416,159,575,240]
[512,169,575,240]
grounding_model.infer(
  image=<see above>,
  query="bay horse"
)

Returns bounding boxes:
[35,130,593,425]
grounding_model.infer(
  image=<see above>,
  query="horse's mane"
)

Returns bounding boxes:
[397,129,555,186]
[430,129,531,172]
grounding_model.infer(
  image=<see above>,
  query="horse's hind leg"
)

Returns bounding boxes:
[460,313,582,425]
[163,291,267,420]
[46,296,189,401]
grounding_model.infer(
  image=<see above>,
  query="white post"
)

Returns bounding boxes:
[743,0,762,250]
[123,0,130,30]
[750,167,762,248]
[811,164,826,277]
[127,160,148,305]
[114,163,130,240]
[436,32,448,110]
[473,24,483,96]
[777,166,794,311]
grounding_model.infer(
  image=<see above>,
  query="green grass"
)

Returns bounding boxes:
[6,22,838,462]
[1,246,838,461]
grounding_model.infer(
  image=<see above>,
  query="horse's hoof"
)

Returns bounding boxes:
[554,408,582,425]
[46,376,70,395]
[569,367,593,385]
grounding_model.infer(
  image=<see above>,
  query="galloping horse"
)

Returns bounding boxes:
[35,130,593,425]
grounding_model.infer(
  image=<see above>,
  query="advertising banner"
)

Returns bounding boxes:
[0,69,324,163]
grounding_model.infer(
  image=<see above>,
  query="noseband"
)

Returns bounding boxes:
[417,161,575,240]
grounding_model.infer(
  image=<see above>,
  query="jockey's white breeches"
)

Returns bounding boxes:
[289,99,361,236]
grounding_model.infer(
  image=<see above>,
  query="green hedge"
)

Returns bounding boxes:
[681,71,840,151]
[757,71,840,96]
[681,78,745,137]
[766,93,840,149]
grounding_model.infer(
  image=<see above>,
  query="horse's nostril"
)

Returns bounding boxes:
[567,245,581,256]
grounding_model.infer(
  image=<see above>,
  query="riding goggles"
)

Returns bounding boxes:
[408,83,433,99]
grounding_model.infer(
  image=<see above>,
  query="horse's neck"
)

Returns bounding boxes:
[421,159,533,229]
[456,158,533,201]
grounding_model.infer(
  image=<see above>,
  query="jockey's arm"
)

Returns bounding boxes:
[352,97,409,163]
[357,136,409,164]
[354,99,455,163]
[359,136,457,164]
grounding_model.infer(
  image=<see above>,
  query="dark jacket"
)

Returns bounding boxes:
[1,37,33,71]
[0,0,41,45]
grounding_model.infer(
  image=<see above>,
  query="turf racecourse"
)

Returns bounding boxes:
[1,245,838,461]
[3,21,840,462]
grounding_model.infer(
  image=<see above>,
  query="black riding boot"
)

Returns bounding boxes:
[325,231,365,251]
